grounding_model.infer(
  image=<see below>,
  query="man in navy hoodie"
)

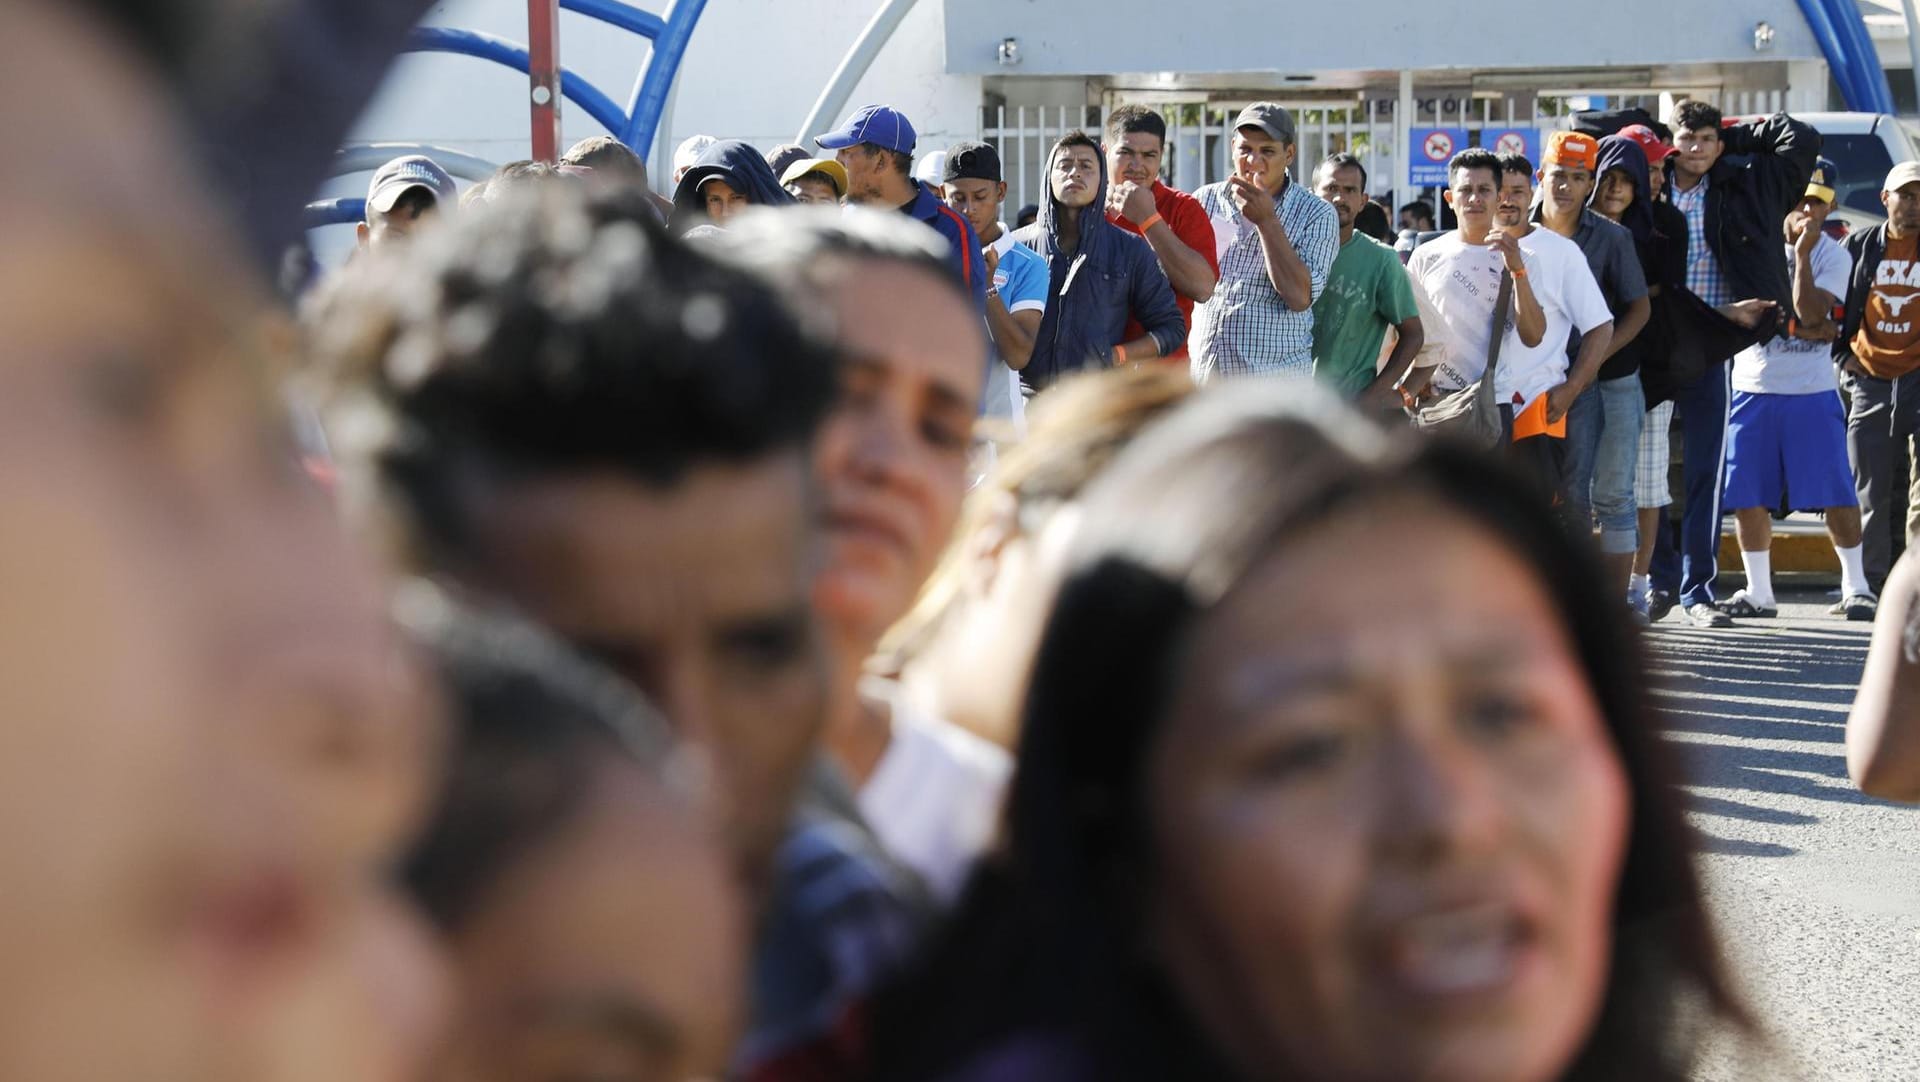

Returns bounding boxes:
[1012,130,1185,391]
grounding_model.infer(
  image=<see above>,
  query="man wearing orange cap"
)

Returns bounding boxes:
[1533,130,1651,608]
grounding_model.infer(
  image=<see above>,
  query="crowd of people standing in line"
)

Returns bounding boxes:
[13,2,1920,1081]
[431,89,1920,634]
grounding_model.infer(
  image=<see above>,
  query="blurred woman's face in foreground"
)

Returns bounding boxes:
[0,6,446,1078]
[1146,500,1630,1082]
[0,217,448,1082]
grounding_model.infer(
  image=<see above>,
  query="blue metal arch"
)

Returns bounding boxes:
[404,27,631,138]
[399,0,705,156]
[618,0,708,153]
[304,198,368,228]
[1797,0,1896,114]
[560,0,664,42]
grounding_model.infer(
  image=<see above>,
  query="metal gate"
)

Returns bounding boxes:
[978,86,1790,213]
[977,100,1396,211]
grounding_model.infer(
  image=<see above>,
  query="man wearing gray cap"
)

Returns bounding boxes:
[1189,102,1340,382]
[358,153,457,252]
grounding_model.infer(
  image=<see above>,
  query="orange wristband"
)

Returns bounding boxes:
[1138,212,1165,232]
[1114,343,1129,366]
[1510,265,1529,279]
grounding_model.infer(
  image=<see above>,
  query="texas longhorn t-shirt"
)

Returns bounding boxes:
[1853,231,1920,380]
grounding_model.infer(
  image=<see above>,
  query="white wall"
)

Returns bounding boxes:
[946,0,1822,75]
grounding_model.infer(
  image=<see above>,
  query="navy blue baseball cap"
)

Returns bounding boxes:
[815,104,917,155]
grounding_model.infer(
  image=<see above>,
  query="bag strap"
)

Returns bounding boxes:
[1475,269,1514,412]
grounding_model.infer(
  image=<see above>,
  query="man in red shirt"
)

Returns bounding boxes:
[1105,105,1219,363]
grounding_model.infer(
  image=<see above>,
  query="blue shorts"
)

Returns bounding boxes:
[1723,390,1859,512]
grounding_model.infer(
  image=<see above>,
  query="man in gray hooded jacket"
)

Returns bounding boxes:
[1012,130,1185,391]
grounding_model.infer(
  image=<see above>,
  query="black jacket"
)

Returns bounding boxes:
[1669,112,1821,316]
[1011,145,1185,389]
[1836,223,1891,368]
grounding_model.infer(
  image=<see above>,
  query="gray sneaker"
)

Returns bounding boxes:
[1831,593,1879,621]
[1686,602,1733,628]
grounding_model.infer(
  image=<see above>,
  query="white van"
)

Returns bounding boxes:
[1773,111,1920,219]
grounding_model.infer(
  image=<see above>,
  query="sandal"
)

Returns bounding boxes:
[1716,590,1777,619]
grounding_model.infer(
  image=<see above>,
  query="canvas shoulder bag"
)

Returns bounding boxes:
[1410,268,1512,449]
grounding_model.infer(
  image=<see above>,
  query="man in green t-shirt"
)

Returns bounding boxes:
[1310,154,1424,409]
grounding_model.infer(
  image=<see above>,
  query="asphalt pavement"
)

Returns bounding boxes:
[1649,585,1920,1080]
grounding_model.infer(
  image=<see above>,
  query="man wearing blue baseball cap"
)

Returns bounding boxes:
[817,104,987,311]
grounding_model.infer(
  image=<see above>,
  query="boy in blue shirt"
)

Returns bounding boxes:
[942,141,1050,425]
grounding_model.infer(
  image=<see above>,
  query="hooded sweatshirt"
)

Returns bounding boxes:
[1010,141,1185,390]
[1591,135,1761,405]
[670,140,794,233]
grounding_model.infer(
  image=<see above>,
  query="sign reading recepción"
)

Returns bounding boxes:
[1409,127,1468,186]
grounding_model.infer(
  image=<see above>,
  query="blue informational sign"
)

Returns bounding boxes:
[1410,127,1468,186]
[1483,127,1541,166]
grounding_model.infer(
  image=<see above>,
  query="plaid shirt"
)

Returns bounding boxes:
[1190,176,1340,381]
[1671,179,1731,306]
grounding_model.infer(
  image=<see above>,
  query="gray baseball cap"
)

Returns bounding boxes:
[366,154,457,215]
[1232,102,1297,145]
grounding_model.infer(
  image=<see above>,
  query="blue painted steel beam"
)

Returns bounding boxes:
[1828,0,1897,113]
[404,26,631,139]
[304,198,368,228]
[621,0,708,152]
[1798,0,1868,109]
[559,0,665,40]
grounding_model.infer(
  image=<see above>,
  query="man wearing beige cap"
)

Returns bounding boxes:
[1189,102,1339,381]
[782,158,848,206]
[1836,160,1920,591]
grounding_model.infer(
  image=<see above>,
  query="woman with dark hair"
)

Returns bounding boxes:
[869,385,1749,1082]
[400,590,746,1082]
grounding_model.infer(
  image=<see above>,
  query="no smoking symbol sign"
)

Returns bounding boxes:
[1423,130,1454,161]
[1495,131,1527,156]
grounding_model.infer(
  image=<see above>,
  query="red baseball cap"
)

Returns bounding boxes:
[1617,124,1677,165]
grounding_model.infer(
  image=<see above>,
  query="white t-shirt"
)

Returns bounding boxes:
[1408,228,1612,407]
[857,679,1013,906]
[1733,234,1849,396]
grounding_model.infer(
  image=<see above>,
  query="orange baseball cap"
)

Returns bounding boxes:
[1543,130,1599,172]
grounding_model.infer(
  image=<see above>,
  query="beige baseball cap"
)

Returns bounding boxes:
[1885,161,1920,193]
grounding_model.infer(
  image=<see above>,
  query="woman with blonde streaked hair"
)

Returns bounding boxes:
[878,365,1195,745]
[855,366,1194,904]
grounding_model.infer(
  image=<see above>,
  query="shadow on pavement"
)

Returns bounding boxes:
[1692,832,1798,858]
[1642,616,1877,847]
[1685,793,1818,826]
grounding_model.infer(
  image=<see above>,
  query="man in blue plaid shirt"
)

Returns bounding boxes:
[1190,102,1340,382]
